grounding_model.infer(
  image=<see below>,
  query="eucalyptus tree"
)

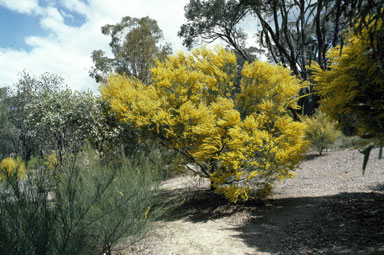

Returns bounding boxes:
[178,0,261,62]
[90,16,172,84]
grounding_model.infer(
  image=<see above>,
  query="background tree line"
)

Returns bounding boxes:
[178,0,383,115]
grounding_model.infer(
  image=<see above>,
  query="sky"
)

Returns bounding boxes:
[0,0,192,92]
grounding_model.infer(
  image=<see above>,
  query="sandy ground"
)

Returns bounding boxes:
[123,148,384,255]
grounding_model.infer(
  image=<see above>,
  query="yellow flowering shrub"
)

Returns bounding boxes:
[312,18,384,143]
[300,110,341,155]
[101,47,308,202]
[45,152,59,171]
[0,157,26,181]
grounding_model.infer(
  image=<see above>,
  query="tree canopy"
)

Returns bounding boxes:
[178,0,259,62]
[90,16,172,84]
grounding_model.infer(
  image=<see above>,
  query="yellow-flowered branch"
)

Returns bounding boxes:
[312,18,384,143]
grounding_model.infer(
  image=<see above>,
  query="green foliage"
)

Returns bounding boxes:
[0,87,17,158]
[300,111,341,155]
[9,75,134,162]
[2,72,67,160]
[90,16,172,84]
[1,71,149,165]
[102,47,308,202]
[24,89,112,161]
[91,99,140,159]
[328,135,362,150]
[178,0,255,61]
[0,151,163,255]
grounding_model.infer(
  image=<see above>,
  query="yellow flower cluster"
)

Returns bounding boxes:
[312,18,384,142]
[0,157,27,181]
[300,110,341,155]
[45,152,58,171]
[101,47,308,202]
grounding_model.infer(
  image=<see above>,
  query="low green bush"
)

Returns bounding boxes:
[0,151,164,255]
[328,135,362,150]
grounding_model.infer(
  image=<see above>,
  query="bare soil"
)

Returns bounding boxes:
[123,148,384,255]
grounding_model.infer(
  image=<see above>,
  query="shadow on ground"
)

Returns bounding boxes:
[157,188,264,222]
[304,153,325,161]
[158,186,384,255]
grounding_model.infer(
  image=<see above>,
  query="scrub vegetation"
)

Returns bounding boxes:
[1,1,383,253]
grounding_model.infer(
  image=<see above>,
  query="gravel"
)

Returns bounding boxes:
[274,148,384,198]
[124,148,384,255]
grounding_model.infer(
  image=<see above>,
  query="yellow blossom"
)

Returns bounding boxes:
[0,157,27,181]
[101,46,308,202]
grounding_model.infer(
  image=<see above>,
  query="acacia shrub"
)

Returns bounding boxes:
[312,18,384,144]
[312,16,384,169]
[300,110,341,155]
[101,47,308,202]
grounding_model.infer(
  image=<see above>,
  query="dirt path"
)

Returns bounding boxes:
[127,149,384,255]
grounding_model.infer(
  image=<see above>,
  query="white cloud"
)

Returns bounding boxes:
[61,0,90,16]
[0,0,189,92]
[0,0,42,15]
